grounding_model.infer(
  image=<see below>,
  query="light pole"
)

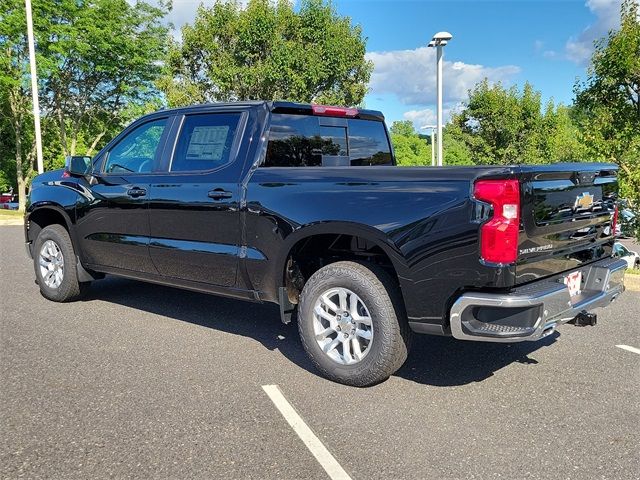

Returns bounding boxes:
[428,31,452,167]
[420,125,436,166]
[25,0,43,174]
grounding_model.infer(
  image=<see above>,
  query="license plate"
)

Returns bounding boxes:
[563,271,582,298]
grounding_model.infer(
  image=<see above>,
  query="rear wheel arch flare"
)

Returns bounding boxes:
[278,223,409,304]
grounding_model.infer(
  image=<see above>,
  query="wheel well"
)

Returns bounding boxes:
[27,208,69,243]
[283,234,402,304]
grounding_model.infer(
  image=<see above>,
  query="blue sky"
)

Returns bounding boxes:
[166,0,622,127]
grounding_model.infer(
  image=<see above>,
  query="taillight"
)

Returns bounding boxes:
[311,104,358,117]
[611,204,619,236]
[474,179,520,264]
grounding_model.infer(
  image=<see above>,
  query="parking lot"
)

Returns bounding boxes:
[1,224,639,479]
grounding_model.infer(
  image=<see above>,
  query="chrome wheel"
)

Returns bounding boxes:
[313,287,373,365]
[39,240,64,289]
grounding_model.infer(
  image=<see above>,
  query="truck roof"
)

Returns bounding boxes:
[153,101,385,122]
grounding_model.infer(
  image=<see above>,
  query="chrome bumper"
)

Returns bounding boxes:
[450,257,627,343]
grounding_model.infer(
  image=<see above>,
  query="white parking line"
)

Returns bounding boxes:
[262,385,352,480]
[616,345,640,355]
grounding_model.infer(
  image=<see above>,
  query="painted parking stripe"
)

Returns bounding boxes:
[616,345,640,355]
[262,385,352,480]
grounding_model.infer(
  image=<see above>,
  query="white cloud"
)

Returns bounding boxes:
[403,103,463,129]
[403,108,437,128]
[366,47,520,106]
[131,0,252,37]
[565,0,622,64]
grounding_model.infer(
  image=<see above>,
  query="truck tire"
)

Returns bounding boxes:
[297,261,411,387]
[33,224,89,302]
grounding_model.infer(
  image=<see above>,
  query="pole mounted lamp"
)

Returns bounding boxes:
[428,31,452,167]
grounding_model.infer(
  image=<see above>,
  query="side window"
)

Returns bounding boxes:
[104,118,167,174]
[171,113,241,172]
[347,119,393,166]
[265,114,347,167]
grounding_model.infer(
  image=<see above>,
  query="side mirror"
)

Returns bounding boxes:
[64,155,91,176]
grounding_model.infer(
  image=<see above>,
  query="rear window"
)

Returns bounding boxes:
[263,114,392,167]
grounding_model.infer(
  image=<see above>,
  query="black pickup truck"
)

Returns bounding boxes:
[25,101,627,386]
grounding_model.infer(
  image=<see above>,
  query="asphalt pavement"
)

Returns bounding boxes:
[1,225,639,479]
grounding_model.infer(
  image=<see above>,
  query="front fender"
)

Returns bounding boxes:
[26,178,83,247]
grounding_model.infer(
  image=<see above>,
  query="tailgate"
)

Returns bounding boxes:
[516,163,618,285]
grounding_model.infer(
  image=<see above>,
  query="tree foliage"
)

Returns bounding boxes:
[446,80,585,166]
[0,0,170,209]
[389,120,432,166]
[574,0,640,204]
[159,0,372,107]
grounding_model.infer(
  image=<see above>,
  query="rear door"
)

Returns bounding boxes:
[76,116,172,273]
[516,164,618,284]
[147,111,248,287]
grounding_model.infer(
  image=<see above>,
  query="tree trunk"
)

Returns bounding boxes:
[13,120,26,212]
[56,106,69,157]
[8,89,27,212]
[87,130,106,156]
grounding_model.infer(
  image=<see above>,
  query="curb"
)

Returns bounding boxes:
[625,273,640,292]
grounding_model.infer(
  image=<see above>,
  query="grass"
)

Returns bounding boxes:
[0,209,23,219]
[626,268,640,276]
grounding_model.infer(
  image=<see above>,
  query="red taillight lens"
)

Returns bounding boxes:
[311,104,358,117]
[474,179,520,264]
[611,204,619,236]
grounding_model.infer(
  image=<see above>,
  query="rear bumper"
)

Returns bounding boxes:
[450,257,627,343]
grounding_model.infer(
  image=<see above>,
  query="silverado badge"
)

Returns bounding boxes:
[574,192,594,210]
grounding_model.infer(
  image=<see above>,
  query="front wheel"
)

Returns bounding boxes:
[297,261,411,387]
[33,224,89,302]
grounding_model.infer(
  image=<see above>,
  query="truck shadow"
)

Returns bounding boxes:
[85,276,559,388]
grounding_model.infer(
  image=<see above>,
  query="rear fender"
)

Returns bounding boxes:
[271,221,412,298]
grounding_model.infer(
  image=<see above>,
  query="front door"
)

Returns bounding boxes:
[75,117,170,273]
[148,112,247,287]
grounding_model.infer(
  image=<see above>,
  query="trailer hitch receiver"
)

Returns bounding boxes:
[570,311,597,327]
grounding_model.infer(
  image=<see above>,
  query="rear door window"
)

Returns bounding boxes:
[171,113,241,172]
[264,114,392,167]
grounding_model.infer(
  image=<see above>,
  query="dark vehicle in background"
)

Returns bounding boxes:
[24,101,626,386]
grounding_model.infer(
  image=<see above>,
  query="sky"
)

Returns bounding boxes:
[164,0,623,128]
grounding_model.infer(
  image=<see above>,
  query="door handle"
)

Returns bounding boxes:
[127,187,147,198]
[208,188,233,200]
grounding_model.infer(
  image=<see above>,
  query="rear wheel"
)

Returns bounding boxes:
[297,261,411,387]
[33,224,89,302]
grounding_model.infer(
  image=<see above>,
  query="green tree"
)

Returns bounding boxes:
[389,120,432,166]
[159,0,372,107]
[43,0,170,158]
[574,0,640,206]
[442,124,473,166]
[0,0,170,210]
[448,80,584,165]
